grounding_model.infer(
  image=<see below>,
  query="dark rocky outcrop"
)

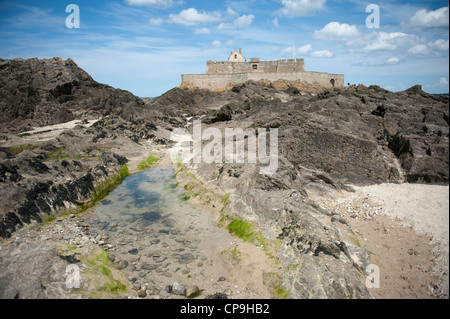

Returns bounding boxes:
[0,57,146,133]
[155,81,448,184]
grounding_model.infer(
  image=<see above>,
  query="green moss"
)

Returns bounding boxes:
[220,194,229,203]
[348,230,362,248]
[275,287,289,299]
[79,165,129,212]
[66,244,78,251]
[42,214,57,224]
[137,153,159,170]
[263,272,289,299]
[176,156,182,167]
[228,218,254,242]
[188,291,202,299]
[231,246,242,262]
[219,214,229,224]
[4,144,39,156]
[41,146,69,161]
[82,248,127,295]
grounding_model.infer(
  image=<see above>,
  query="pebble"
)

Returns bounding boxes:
[128,248,139,255]
[132,282,141,291]
[128,276,137,283]
[185,285,200,298]
[171,282,186,295]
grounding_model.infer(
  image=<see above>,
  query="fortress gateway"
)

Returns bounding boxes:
[181,49,344,91]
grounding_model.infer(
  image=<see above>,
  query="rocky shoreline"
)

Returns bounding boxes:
[1,57,448,299]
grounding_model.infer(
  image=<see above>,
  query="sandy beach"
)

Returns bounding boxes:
[317,183,449,299]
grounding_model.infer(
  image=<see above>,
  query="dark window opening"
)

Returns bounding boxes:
[234,55,237,59]
[252,64,258,69]
[330,79,335,88]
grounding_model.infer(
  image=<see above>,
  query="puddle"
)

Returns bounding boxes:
[87,166,236,296]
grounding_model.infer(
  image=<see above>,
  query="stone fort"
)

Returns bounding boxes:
[181,48,344,91]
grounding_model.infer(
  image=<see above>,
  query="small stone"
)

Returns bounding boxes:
[128,276,137,283]
[141,263,157,270]
[218,276,226,282]
[331,214,347,224]
[132,282,141,291]
[137,289,147,298]
[177,253,194,264]
[80,236,90,244]
[128,248,139,255]
[147,286,160,295]
[185,285,200,298]
[171,282,186,295]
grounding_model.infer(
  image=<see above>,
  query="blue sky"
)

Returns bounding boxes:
[0,0,449,97]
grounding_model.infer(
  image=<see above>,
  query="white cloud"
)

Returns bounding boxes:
[408,6,449,29]
[408,44,429,55]
[311,49,333,58]
[168,8,221,26]
[439,77,449,85]
[387,57,400,64]
[273,17,279,26]
[314,22,360,42]
[425,77,449,90]
[125,0,176,6]
[364,32,409,51]
[352,56,401,67]
[212,40,223,47]
[282,44,313,56]
[218,14,254,29]
[195,28,211,34]
[233,14,255,27]
[149,17,164,25]
[429,39,449,51]
[227,7,239,17]
[277,0,326,17]
[297,44,313,55]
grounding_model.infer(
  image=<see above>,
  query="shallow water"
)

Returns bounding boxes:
[88,166,234,294]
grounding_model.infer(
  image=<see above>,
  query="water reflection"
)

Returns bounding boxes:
[90,166,184,232]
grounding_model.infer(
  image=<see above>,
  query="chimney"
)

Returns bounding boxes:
[239,48,242,54]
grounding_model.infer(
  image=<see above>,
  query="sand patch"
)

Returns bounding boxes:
[316,183,449,299]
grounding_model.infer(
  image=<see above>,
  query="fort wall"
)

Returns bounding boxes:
[182,71,344,91]
[182,52,343,91]
[206,59,305,75]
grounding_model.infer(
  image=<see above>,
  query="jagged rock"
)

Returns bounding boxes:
[0,57,146,134]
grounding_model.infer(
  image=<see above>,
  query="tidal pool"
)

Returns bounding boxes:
[87,166,235,295]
